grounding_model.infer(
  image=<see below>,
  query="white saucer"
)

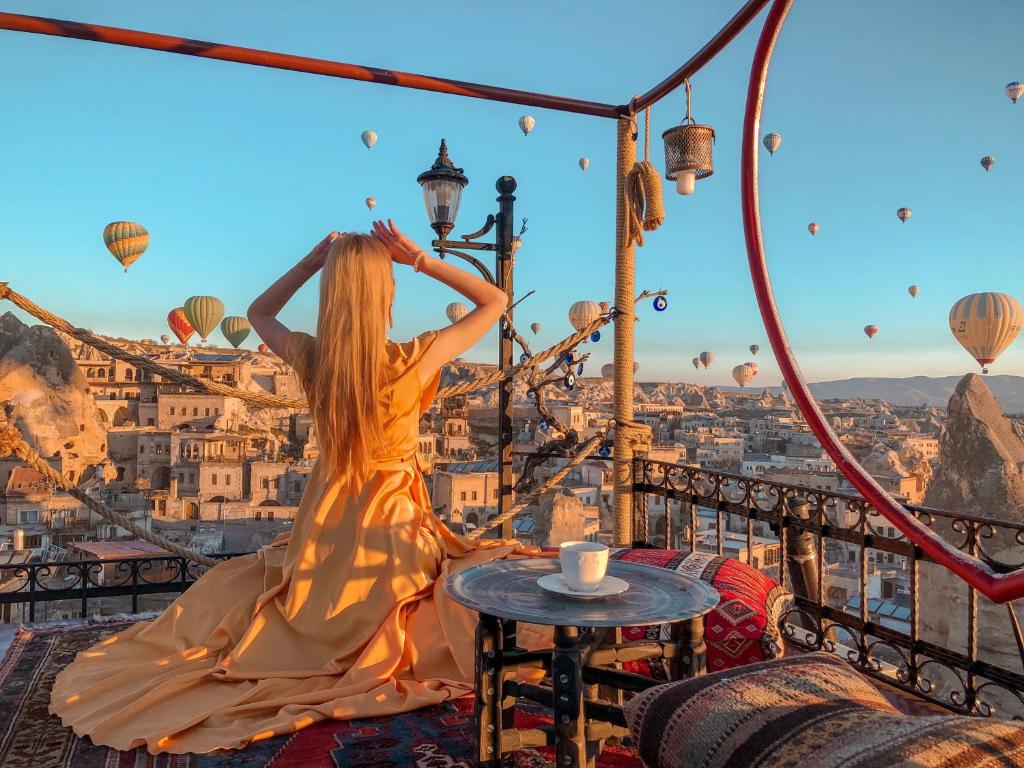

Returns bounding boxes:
[537,573,630,599]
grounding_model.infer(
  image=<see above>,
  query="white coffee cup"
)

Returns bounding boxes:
[559,541,609,593]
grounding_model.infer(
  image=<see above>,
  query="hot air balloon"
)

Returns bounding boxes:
[1007,82,1024,104]
[908,285,920,298]
[762,133,782,155]
[160,334,170,345]
[807,222,820,236]
[897,207,912,223]
[691,357,701,369]
[732,363,755,388]
[258,343,269,354]
[166,307,195,345]
[365,197,376,210]
[361,130,377,149]
[749,344,760,356]
[518,115,535,135]
[446,302,469,324]
[220,316,251,349]
[981,156,995,172]
[864,324,878,339]
[103,221,149,272]
[568,300,601,331]
[949,292,1024,373]
[183,296,224,342]
[530,322,541,335]
[746,362,760,376]
[699,351,714,369]
[579,157,589,171]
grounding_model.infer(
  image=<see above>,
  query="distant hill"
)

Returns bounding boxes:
[803,375,1024,412]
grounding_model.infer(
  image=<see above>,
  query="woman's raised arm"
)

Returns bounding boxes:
[371,219,507,382]
[247,232,339,361]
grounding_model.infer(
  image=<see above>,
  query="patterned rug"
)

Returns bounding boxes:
[0,618,642,768]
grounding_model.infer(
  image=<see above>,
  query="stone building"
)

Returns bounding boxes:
[432,459,500,525]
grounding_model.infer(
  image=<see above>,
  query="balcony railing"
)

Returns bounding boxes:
[633,458,1024,719]
[2,459,1023,719]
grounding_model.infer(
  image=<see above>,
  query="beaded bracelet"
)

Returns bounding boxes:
[412,251,426,272]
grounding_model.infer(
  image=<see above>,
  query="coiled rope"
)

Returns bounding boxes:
[624,107,666,248]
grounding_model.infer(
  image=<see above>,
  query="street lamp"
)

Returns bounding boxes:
[417,139,518,538]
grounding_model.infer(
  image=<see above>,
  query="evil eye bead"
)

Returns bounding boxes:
[564,373,576,390]
[577,363,584,376]
[564,352,575,365]
[520,353,529,363]
[590,330,601,343]
[653,295,668,312]
[598,445,611,458]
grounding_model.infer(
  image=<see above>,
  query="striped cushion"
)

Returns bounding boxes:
[624,651,1024,768]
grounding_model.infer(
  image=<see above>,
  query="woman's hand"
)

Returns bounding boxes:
[371,219,424,266]
[299,231,341,274]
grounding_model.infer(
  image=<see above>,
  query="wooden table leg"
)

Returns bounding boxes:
[677,616,707,678]
[476,612,503,767]
[552,625,586,768]
[500,618,519,748]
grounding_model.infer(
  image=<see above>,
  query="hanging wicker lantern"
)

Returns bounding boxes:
[661,79,714,195]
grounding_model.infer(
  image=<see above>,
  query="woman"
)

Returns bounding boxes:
[49,221,551,754]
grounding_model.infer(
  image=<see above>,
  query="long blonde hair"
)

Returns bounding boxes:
[309,233,394,484]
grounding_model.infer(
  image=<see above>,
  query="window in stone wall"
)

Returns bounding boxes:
[212,474,218,485]
[225,474,231,485]
[169,407,175,415]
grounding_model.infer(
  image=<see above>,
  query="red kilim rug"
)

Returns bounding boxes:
[0,618,642,768]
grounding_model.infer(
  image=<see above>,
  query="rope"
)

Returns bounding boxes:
[0,418,218,566]
[465,434,604,541]
[624,107,665,248]
[0,282,612,407]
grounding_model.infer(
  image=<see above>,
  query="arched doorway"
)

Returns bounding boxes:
[466,511,479,526]
[186,501,200,520]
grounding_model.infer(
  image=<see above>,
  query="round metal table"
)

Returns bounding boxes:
[445,557,720,768]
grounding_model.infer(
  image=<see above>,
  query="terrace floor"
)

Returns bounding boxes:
[0,615,643,768]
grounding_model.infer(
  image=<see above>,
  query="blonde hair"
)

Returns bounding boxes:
[309,233,394,485]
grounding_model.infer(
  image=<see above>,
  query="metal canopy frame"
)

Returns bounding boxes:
[4,1,1021,603]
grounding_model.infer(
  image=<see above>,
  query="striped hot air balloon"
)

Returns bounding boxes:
[166,307,194,345]
[762,133,782,155]
[897,207,912,223]
[732,363,755,388]
[1006,82,1024,103]
[949,292,1024,373]
[183,296,225,342]
[568,300,601,331]
[446,302,468,324]
[746,361,759,376]
[518,115,535,135]
[699,351,714,369]
[103,221,149,272]
[220,316,251,348]
[864,324,878,339]
[691,357,701,369]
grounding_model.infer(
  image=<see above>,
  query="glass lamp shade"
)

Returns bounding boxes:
[417,139,469,237]
[420,178,465,236]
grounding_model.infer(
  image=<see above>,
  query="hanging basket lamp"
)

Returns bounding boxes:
[661,79,715,195]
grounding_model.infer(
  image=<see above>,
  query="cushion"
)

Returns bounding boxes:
[623,651,1024,768]
[608,548,790,677]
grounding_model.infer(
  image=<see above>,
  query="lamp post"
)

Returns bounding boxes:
[418,139,517,539]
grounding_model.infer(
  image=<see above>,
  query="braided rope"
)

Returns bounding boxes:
[0,418,218,566]
[0,282,610,407]
[624,108,666,248]
[464,433,604,541]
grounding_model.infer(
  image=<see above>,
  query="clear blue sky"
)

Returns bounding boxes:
[1,1,1021,385]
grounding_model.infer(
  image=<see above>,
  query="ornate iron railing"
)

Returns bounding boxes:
[633,458,1024,719]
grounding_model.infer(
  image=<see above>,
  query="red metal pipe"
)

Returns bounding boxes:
[740,0,1024,603]
[632,0,771,113]
[0,12,626,119]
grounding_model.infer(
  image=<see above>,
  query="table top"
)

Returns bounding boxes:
[444,557,720,627]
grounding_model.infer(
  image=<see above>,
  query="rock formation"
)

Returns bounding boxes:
[920,374,1024,677]
[0,312,107,482]
[532,488,588,547]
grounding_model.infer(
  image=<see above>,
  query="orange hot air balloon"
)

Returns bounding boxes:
[258,343,269,353]
[167,307,194,344]
[103,221,149,272]
[864,324,878,339]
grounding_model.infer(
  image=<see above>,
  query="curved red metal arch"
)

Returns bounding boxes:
[741,0,1024,603]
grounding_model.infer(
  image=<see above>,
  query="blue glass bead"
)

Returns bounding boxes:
[653,295,668,312]
[590,330,601,343]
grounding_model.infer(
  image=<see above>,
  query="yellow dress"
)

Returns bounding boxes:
[49,330,549,755]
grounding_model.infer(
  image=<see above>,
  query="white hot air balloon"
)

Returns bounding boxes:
[732,363,755,388]
[1006,82,1024,104]
[568,300,601,331]
[578,157,590,171]
[530,322,541,335]
[518,115,535,135]
[746,361,759,377]
[361,130,377,149]
[446,302,469,324]
[365,197,376,210]
[948,292,1024,373]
